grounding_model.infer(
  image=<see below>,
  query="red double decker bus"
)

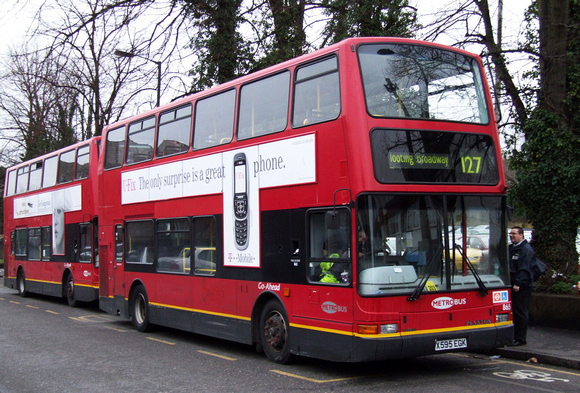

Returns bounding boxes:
[97,37,513,363]
[3,138,100,306]
[3,37,513,363]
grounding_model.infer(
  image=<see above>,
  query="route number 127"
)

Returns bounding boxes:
[461,156,482,174]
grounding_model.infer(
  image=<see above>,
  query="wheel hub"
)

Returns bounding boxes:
[264,312,286,351]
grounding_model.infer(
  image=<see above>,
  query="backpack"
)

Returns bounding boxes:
[532,257,547,281]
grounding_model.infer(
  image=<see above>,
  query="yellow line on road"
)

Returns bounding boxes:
[26,305,39,309]
[69,314,116,323]
[10,301,21,304]
[45,310,59,315]
[103,326,130,333]
[197,350,237,361]
[146,337,176,346]
[270,370,363,383]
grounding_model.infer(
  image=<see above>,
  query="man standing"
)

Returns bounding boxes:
[509,226,535,346]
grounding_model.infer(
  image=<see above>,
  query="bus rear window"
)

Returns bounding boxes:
[370,129,499,185]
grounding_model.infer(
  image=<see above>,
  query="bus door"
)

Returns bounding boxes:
[98,226,109,297]
[104,224,126,297]
[293,208,354,328]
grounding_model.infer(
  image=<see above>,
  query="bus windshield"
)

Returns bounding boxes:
[356,194,509,297]
[358,43,490,124]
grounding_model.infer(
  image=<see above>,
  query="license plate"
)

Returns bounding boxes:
[435,338,467,351]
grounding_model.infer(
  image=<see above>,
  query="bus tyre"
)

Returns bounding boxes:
[259,299,293,364]
[17,270,27,298]
[131,285,152,332]
[65,274,77,307]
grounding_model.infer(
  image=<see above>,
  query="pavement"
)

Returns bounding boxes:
[490,325,580,370]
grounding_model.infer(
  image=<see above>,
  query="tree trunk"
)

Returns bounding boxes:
[538,0,569,114]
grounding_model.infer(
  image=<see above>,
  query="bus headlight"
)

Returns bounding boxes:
[357,323,398,335]
[380,323,398,334]
[496,313,509,323]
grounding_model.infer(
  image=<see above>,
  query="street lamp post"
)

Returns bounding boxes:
[114,49,161,107]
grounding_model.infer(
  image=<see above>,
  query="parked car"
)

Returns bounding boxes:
[157,246,216,275]
[449,235,489,273]
[469,225,490,235]
[157,247,190,273]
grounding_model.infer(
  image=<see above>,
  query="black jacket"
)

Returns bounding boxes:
[509,239,535,287]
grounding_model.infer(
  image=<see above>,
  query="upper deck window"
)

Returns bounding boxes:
[5,169,16,197]
[358,44,489,124]
[293,56,341,127]
[157,105,192,157]
[29,161,43,191]
[16,166,29,194]
[57,149,75,184]
[42,156,58,188]
[193,90,235,149]
[126,116,156,164]
[104,126,126,170]
[238,72,290,140]
[75,145,90,180]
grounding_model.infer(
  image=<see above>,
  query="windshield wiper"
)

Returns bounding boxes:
[407,245,442,301]
[453,244,488,296]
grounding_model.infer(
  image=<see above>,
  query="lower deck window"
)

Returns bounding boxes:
[28,228,41,260]
[157,218,191,274]
[307,208,352,285]
[125,221,154,264]
[193,216,217,276]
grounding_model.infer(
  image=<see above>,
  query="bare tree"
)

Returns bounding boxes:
[0,49,80,163]
[420,0,532,132]
[34,0,192,136]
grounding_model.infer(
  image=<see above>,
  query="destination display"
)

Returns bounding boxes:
[371,129,499,184]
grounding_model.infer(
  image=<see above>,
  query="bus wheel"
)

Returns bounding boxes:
[259,299,293,364]
[17,269,28,297]
[131,285,152,332]
[65,274,77,307]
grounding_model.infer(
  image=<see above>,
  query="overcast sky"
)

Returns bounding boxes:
[0,0,533,57]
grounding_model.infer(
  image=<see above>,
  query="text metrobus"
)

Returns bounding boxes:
[4,37,513,363]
